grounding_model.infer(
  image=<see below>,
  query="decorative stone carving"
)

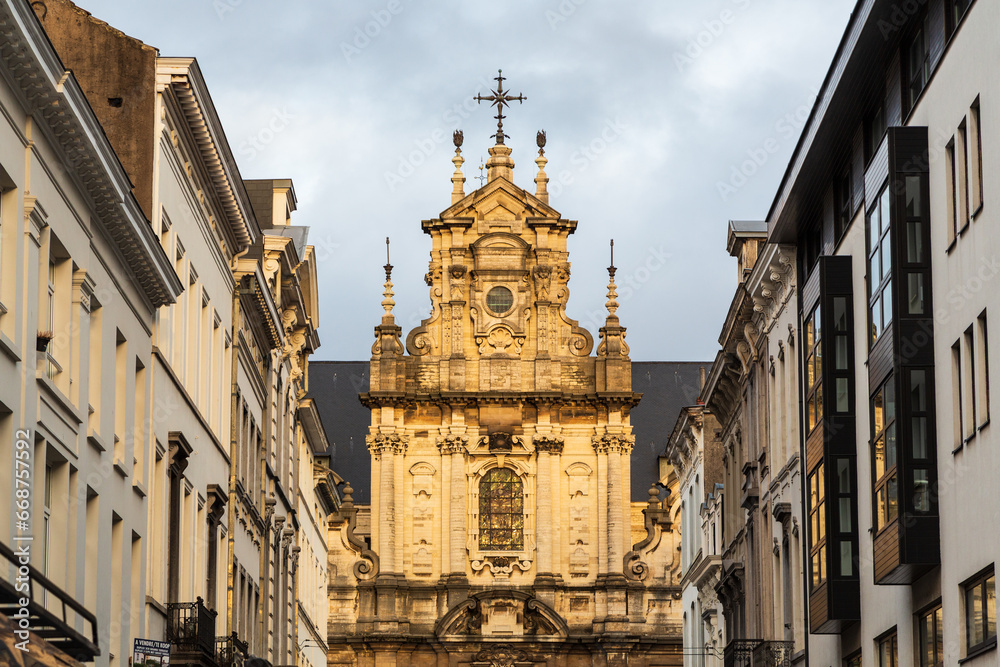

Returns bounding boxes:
[591,434,635,454]
[532,264,553,301]
[474,644,528,667]
[476,326,525,356]
[470,554,531,577]
[437,435,468,455]
[366,433,408,458]
[532,436,564,454]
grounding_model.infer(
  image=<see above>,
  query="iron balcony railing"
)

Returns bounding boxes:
[724,639,794,667]
[0,540,100,660]
[216,631,249,667]
[167,597,218,659]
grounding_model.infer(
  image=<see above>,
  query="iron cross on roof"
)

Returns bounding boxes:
[474,69,526,145]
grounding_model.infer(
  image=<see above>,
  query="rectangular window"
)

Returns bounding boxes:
[949,0,972,36]
[868,188,893,345]
[958,120,970,233]
[133,359,146,483]
[919,604,944,667]
[878,631,898,667]
[947,138,958,246]
[845,652,862,667]
[964,326,977,441]
[953,341,964,449]
[872,378,898,531]
[837,169,852,240]
[964,568,996,655]
[977,311,990,427]
[114,330,127,464]
[906,16,930,112]
[868,102,887,162]
[806,306,823,432]
[970,97,984,213]
[808,463,826,589]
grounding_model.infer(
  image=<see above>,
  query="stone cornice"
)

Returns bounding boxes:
[359,390,642,410]
[592,433,635,454]
[1,0,182,307]
[157,57,258,252]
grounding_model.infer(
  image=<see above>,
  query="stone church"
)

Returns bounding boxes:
[326,77,684,666]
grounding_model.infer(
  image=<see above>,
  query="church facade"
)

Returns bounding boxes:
[326,81,683,667]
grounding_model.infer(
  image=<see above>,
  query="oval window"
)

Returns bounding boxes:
[486,286,514,316]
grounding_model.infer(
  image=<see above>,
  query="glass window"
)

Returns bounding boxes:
[872,378,898,531]
[845,652,862,667]
[808,463,826,589]
[806,306,823,432]
[869,187,894,345]
[485,286,514,316]
[879,631,898,667]
[965,570,996,654]
[919,605,943,667]
[907,18,930,111]
[478,468,524,551]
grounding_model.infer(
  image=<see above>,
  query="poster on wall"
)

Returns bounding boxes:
[133,639,171,667]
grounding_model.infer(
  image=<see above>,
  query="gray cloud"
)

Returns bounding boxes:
[77,0,855,361]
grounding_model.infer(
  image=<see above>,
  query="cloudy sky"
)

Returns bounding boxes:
[77,0,855,362]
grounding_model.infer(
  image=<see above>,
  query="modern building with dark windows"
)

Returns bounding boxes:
[766,0,997,664]
[673,0,999,665]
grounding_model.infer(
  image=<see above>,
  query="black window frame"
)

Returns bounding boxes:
[808,462,827,590]
[868,187,893,347]
[871,376,898,534]
[837,168,853,242]
[918,601,944,667]
[904,12,931,114]
[878,629,899,667]
[963,566,997,656]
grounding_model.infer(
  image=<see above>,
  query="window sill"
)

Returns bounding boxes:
[953,442,965,456]
[133,479,147,498]
[113,458,129,478]
[972,203,983,221]
[0,330,19,363]
[947,237,958,254]
[959,221,971,237]
[978,418,990,433]
[959,637,997,664]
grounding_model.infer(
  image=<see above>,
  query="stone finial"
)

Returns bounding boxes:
[451,132,466,203]
[534,130,549,203]
[605,240,619,320]
[597,239,630,359]
[342,483,354,507]
[381,237,395,320]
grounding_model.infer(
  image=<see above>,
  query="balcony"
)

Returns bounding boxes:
[0,540,99,661]
[216,631,249,667]
[167,597,218,666]
[724,639,794,667]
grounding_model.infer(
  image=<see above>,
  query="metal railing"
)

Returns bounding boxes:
[167,597,218,659]
[724,639,794,667]
[0,540,100,660]
[216,632,249,667]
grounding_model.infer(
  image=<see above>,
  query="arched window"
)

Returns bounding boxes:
[479,468,524,551]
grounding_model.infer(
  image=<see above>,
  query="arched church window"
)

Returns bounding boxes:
[479,468,524,550]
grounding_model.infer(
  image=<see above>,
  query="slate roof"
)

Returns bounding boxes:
[308,360,710,504]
